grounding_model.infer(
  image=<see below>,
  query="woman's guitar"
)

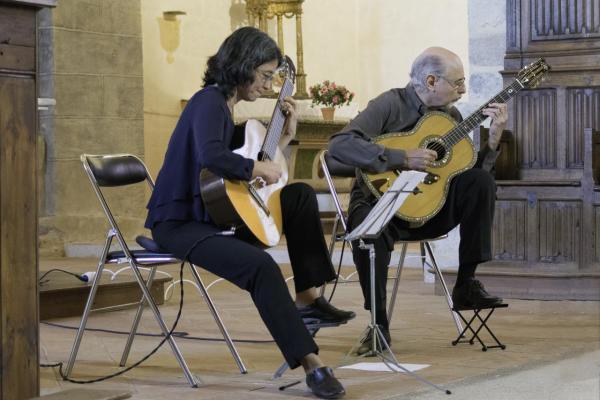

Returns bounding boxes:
[359,58,550,226]
[199,56,296,247]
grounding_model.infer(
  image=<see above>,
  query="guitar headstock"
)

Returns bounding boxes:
[277,55,296,85]
[517,58,551,89]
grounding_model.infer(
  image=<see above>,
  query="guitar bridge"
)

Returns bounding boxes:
[423,173,439,185]
[247,181,270,216]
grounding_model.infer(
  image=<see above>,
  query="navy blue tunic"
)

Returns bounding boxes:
[145,86,254,229]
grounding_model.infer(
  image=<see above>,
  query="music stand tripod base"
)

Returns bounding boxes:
[340,171,450,393]
[341,241,451,395]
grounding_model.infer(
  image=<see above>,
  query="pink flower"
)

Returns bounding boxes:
[309,80,354,108]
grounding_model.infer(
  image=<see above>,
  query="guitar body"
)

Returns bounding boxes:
[360,112,476,226]
[200,119,288,247]
[359,58,551,226]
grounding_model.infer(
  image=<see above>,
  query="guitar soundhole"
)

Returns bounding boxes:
[426,141,447,161]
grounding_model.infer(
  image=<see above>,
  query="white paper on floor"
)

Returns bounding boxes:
[340,362,429,373]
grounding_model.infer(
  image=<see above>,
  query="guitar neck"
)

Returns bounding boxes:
[444,79,524,146]
[260,79,295,161]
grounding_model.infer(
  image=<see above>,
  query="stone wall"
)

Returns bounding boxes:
[430,0,507,268]
[463,0,507,120]
[38,0,144,256]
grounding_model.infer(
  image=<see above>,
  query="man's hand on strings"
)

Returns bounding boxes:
[482,102,508,150]
[404,148,438,171]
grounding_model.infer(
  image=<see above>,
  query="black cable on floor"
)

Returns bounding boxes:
[39,268,87,286]
[40,258,186,383]
[40,232,235,383]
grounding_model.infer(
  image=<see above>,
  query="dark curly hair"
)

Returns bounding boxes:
[203,27,283,99]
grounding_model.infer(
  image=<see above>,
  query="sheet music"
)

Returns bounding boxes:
[345,171,427,241]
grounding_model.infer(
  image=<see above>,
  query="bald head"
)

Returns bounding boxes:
[410,47,463,92]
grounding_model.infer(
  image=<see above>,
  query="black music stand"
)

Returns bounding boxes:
[343,171,451,395]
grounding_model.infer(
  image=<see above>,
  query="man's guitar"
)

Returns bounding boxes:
[359,58,550,226]
[199,56,296,247]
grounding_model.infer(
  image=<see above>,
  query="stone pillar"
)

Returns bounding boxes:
[465,0,507,120]
[431,0,507,270]
[38,0,145,256]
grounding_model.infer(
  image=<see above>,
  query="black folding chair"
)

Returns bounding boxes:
[64,154,246,387]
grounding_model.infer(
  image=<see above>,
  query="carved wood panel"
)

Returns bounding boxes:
[594,131,600,183]
[492,200,527,261]
[504,0,600,275]
[567,87,600,168]
[538,200,582,263]
[596,206,600,262]
[514,88,557,168]
[506,0,600,66]
[530,0,600,41]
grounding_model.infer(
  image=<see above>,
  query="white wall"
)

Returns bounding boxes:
[142,1,469,176]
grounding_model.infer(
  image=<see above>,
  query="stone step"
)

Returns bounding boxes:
[437,267,600,301]
[40,267,171,320]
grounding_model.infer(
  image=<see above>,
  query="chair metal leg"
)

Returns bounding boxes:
[127,261,200,387]
[420,242,428,279]
[119,266,158,367]
[328,216,340,256]
[320,216,341,297]
[189,263,247,374]
[64,233,113,377]
[424,242,463,334]
[387,242,408,322]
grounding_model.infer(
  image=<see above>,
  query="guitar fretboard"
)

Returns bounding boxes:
[260,78,295,161]
[443,79,524,147]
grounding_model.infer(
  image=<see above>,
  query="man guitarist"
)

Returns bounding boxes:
[146,27,352,399]
[328,47,507,356]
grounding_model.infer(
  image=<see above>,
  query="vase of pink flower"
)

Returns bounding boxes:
[309,80,354,121]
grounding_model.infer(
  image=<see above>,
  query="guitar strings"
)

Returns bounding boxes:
[440,80,522,148]
[260,78,294,161]
[444,80,519,145]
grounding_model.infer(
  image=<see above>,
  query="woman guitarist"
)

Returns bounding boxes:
[329,46,508,356]
[146,27,352,399]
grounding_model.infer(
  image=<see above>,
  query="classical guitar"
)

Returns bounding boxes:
[199,56,296,247]
[359,58,550,226]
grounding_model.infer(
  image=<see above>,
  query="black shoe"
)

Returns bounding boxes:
[298,297,356,325]
[356,327,391,356]
[452,279,503,310]
[306,366,345,399]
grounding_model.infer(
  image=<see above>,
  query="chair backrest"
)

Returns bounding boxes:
[83,153,152,188]
[81,154,154,257]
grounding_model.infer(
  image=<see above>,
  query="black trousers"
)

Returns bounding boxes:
[347,169,497,329]
[152,183,336,369]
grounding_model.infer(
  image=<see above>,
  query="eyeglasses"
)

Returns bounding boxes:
[256,69,275,84]
[438,76,466,90]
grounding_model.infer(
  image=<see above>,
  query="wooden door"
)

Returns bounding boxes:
[493,0,600,276]
[0,1,55,398]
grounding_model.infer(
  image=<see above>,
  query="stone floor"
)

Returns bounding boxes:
[39,256,600,399]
